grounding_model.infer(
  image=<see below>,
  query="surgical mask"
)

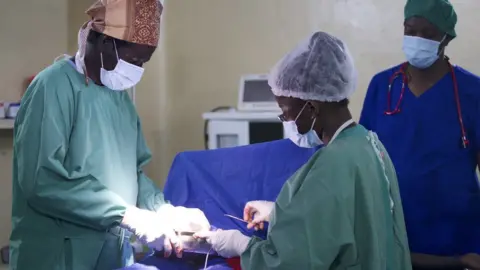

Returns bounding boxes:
[100,40,144,91]
[402,35,445,69]
[283,103,323,148]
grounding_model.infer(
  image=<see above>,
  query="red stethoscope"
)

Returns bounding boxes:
[384,61,469,149]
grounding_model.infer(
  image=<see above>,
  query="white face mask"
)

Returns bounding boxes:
[100,40,145,91]
[283,103,323,148]
[402,35,445,69]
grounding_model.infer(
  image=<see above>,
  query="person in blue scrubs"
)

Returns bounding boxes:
[360,1,480,269]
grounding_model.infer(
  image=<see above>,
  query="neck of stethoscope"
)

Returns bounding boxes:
[385,60,469,149]
[448,62,469,148]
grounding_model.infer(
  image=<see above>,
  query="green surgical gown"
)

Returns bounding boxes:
[9,60,167,270]
[240,125,412,270]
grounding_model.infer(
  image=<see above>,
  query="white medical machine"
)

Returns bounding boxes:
[237,74,278,111]
[202,74,286,150]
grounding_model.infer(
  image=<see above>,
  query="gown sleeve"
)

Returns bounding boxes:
[15,73,128,231]
[135,119,168,211]
[359,76,379,131]
[240,152,356,270]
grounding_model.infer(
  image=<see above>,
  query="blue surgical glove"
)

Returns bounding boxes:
[194,229,250,258]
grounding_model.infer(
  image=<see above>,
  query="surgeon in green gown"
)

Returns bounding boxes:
[9,1,208,269]
[195,32,412,269]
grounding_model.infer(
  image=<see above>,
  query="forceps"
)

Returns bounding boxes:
[224,214,248,223]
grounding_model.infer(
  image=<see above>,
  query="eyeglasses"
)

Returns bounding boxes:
[278,102,309,123]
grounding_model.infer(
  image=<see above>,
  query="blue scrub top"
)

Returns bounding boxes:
[360,64,480,256]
